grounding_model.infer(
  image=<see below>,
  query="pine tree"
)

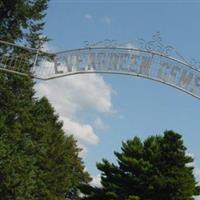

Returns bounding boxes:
[0,1,90,199]
[31,97,90,200]
[0,1,47,198]
[80,131,200,200]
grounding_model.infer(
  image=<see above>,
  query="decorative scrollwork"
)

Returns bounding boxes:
[138,32,175,56]
[84,32,200,68]
[138,32,200,69]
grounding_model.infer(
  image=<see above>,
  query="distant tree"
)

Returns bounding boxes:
[80,131,200,200]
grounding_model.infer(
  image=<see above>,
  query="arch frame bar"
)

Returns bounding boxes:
[33,70,200,101]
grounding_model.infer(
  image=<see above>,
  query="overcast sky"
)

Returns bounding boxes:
[35,0,200,192]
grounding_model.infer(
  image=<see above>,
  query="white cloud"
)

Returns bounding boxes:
[186,153,200,182]
[186,152,195,158]
[35,73,112,147]
[78,143,88,158]
[124,42,136,49]
[195,167,200,180]
[103,16,112,25]
[85,14,93,21]
[84,14,112,25]
[90,174,102,187]
[62,117,99,145]
[186,152,195,167]
[187,159,200,200]
[94,117,108,130]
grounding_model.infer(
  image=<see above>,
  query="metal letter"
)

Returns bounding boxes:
[119,53,130,71]
[87,52,96,70]
[169,65,181,83]
[129,54,138,73]
[178,69,193,89]
[157,62,171,82]
[190,76,200,94]
[54,56,63,74]
[139,56,152,76]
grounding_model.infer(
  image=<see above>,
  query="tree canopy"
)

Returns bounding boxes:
[80,130,200,200]
[0,0,90,199]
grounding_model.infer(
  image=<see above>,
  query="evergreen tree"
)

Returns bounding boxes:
[0,1,90,199]
[0,0,49,45]
[0,1,49,199]
[80,131,200,200]
[31,97,90,200]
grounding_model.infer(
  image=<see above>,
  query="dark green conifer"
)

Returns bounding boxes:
[31,97,90,199]
[80,131,200,200]
[0,1,90,199]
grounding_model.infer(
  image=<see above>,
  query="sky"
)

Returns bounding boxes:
[35,0,200,191]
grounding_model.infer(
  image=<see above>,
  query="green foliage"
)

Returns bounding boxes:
[80,131,200,200]
[0,73,36,200]
[0,1,48,198]
[0,0,90,199]
[0,0,49,46]
[31,97,90,200]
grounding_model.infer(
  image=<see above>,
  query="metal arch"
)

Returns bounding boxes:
[1,46,199,78]
[36,46,200,101]
[0,39,54,55]
[1,66,200,101]
[1,38,200,77]
[54,46,200,73]
[35,70,200,101]
[1,37,200,101]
